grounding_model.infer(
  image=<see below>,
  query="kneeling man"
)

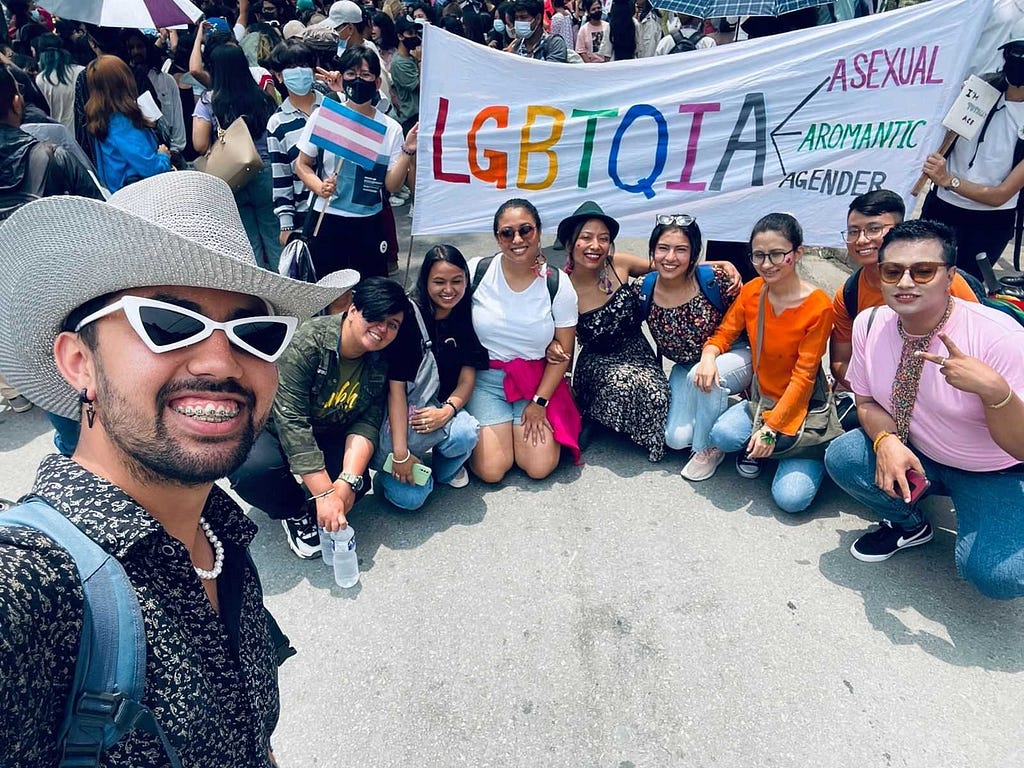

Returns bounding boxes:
[825,220,1024,599]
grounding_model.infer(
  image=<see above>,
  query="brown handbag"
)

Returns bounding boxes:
[194,116,264,192]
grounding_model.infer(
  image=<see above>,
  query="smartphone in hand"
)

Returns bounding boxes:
[906,469,931,504]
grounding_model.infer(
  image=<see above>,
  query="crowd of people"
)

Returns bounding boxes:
[0,0,1023,764]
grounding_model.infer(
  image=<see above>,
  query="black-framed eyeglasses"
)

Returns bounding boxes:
[749,248,794,265]
[497,223,536,242]
[342,70,377,82]
[656,214,696,226]
[842,223,892,242]
[877,261,948,285]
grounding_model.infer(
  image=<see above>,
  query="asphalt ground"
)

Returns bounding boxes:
[1,206,1021,767]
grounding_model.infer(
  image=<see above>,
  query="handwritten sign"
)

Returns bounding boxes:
[941,74,1001,140]
[413,0,990,246]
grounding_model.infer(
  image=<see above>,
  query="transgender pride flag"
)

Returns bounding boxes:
[308,99,387,172]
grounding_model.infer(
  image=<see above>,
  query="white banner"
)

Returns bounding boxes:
[412,0,990,246]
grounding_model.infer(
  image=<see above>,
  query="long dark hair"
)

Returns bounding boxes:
[208,43,275,140]
[415,244,473,324]
[607,0,636,59]
[36,34,74,85]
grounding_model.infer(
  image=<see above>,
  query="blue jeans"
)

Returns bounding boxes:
[235,165,282,272]
[825,429,1024,600]
[709,400,825,513]
[378,410,479,511]
[665,344,752,452]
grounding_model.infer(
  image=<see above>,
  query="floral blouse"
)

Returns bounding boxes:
[637,265,735,365]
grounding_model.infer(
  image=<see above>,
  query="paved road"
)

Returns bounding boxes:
[2,215,1021,768]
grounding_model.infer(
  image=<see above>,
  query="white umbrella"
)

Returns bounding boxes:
[42,0,202,29]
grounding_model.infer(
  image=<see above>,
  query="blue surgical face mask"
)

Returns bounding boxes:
[513,20,534,38]
[493,19,505,33]
[282,66,314,96]
[336,37,347,58]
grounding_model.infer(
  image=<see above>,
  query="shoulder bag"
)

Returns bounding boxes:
[194,114,264,192]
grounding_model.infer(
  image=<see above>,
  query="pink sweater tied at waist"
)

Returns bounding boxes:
[490,358,582,464]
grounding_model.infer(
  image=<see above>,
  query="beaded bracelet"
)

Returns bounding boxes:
[872,431,896,454]
[443,400,458,416]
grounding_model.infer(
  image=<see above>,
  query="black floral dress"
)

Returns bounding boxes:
[573,283,670,461]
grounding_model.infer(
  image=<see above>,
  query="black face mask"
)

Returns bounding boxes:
[1004,52,1024,87]
[343,78,377,105]
[588,11,602,21]
[404,35,422,50]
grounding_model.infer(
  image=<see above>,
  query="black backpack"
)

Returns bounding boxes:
[0,142,54,222]
[668,28,705,55]
[471,254,560,306]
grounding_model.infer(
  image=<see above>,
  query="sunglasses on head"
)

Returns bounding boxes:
[656,213,696,226]
[877,261,949,285]
[496,223,536,242]
[74,296,298,363]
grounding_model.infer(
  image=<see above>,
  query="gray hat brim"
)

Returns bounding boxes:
[0,172,356,419]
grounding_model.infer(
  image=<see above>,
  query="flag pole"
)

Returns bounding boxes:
[312,172,338,238]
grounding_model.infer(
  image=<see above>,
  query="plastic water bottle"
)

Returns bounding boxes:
[319,527,334,566]
[331,526,359,588]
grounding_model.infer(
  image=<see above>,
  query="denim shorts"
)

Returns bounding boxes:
[465,368,528,427]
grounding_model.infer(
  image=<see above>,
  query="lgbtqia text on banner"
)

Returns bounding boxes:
[411,0,990,246]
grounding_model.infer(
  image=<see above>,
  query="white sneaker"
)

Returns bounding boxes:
[407,204,414,218]
[681,447,725,481]
[389,193,408,207]
[446,467,470,488]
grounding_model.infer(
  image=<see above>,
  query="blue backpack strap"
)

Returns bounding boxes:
[638,271,658,319]
[3,500,182,768]
[695,264,726,313]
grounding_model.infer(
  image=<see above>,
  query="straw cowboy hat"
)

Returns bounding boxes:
[0,171,358,419]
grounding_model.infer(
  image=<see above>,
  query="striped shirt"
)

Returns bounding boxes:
[266,92,324,232]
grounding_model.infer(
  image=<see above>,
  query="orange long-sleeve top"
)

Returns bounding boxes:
[705,278,833,436]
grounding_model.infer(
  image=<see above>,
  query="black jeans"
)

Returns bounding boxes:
[229,428,369,520]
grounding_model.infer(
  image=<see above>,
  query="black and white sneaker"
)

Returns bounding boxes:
[281,515,321,559]
[850,519,933,563]
[735,454,762,479]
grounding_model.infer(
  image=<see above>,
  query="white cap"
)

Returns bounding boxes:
[318,0,363,29]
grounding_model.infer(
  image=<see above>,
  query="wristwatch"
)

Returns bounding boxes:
[338,472,364,492]
[531,394,549,407]
[948,176,961,190]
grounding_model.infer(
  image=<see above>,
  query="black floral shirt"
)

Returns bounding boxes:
[0,455,280,767]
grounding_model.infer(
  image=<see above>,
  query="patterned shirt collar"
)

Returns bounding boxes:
[29,454,257,559]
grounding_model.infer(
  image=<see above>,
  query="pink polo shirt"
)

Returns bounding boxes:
[848,299,1024,471]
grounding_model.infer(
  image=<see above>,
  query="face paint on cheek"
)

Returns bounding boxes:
[783,255,794,264]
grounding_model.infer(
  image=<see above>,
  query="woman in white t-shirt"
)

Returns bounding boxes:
[466,199,581,483]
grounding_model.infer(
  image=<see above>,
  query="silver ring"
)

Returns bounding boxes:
[940,356,949,366]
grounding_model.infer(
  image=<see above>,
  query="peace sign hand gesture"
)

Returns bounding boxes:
[914,333,1012,407]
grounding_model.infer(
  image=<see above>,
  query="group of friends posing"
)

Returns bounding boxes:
[230,187,1024,601]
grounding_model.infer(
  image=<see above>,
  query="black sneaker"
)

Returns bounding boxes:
[850,520,933,563]
[735,454,762,479]
[281,515,321,559]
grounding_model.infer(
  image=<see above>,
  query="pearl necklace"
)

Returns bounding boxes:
[193,516,225,580]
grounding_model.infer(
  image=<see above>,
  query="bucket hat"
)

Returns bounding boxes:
[0,171,357,419]
[555,201,620,250]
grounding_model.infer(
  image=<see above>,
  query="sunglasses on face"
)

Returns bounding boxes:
[656,213,696,226]
[877,261,949,285]
[74,296,298,363]
[496,223,536,242]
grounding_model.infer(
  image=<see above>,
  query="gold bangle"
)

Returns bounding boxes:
[987,389,1015,410]
[872,431,896,453]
